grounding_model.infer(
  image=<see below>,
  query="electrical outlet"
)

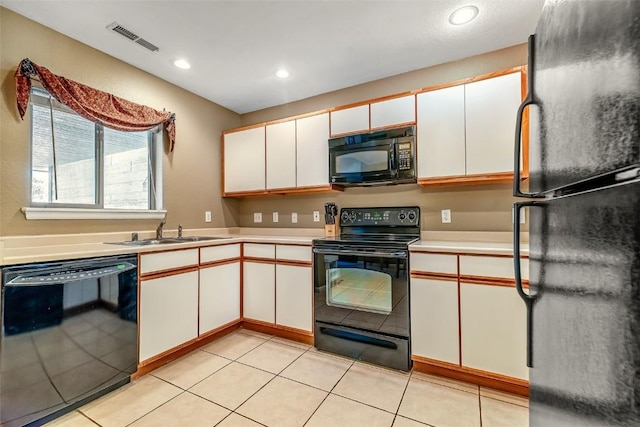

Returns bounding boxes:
[253,212,262,223]
[205,211,212,223]
[291,212,298,223]
[441,209,451,224]
[313,211,320,222]
[272,212,279,223]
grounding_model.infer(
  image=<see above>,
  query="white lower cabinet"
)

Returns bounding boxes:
[199,262,241,335]
[410,278,460,365]
[243,261,276,323]
[275,264,312,331]
[460,282,528,379]
[139,270,199,362]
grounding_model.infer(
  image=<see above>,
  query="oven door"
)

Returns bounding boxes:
[329,139,395,185]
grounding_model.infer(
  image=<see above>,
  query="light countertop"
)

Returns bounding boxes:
[0,228,528,266]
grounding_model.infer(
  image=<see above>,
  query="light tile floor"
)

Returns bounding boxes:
[46,329,529,427]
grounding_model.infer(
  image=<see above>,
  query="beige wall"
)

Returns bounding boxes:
[236,44,528,232]
[0,7,242,236]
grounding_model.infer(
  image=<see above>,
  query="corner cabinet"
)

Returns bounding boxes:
[416,68,526,186]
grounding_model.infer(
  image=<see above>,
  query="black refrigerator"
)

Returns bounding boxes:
[513,0,640,426]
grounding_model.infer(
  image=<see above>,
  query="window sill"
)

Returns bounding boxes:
[21,207,167,220]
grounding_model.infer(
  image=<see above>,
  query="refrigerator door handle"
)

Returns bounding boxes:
[514,201,540,368]
[514,34,543,199]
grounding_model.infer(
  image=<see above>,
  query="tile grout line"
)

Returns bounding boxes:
[77,410,102,426]
[122,389,188,426]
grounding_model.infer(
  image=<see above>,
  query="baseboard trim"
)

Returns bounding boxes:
[133,320,242,378]
[412,355,529,397]
[242,319,314,345]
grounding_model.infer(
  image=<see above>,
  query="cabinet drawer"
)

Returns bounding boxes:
[200,244,241,264]
[276,245,311,262]
[244,243,275,259]
[140,249,199,275]
[410,253,458,275]
[459,255,528,280]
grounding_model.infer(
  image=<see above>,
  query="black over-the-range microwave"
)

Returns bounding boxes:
[328,126,416,186]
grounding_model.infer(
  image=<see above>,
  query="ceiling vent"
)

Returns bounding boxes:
[106,22,159,52]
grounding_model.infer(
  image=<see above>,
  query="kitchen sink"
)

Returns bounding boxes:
[106,236,231,246]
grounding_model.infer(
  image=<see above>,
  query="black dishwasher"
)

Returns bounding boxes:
[0,254,138,427]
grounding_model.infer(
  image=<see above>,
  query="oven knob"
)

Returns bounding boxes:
[408,211,417,222]
[349,212,357,221]
[398,212,406,221]
[341,211,350,222]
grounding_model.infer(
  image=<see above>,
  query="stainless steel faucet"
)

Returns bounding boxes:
[156,219,166,239]
[178,224,183,238]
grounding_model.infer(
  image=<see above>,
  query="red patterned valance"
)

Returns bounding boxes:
[15,58,176,151]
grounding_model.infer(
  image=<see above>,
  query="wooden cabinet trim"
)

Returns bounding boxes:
[415,66,525,95]
[275,259,312,267]
[410,272,458,282]
[242,320,314,343]
[200,258,241,268]
[139,265,199,280]
[224,184,344,198]
[243,257,275,264]
[418,172,515,188]
[369,121,416,133]
[460,276,529,289]
[411,249,528,259]
[411,355,529,397]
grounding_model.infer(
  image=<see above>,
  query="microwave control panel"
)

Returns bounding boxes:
[397,141,412,171]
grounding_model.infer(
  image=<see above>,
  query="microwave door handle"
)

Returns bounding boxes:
[390,141,397,171]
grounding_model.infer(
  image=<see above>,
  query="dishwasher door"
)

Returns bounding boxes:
[0,255,138,427]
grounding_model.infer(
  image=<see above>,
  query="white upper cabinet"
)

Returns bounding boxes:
[417,86,466,178]
[266,120,297,190]
[330,105,369,136]
[296,113,330,188]
[224,127,265,193]
[465,72,522,175]
[370,95,416,130]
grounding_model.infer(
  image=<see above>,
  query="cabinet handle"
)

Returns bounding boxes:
[514,34,543,199]
[513,201,540,368]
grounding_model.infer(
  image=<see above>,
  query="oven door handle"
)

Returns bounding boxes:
[313,248,407,258]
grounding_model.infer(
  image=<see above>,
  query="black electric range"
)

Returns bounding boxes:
[312,206,420,371]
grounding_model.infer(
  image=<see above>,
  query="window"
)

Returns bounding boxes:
[29,88,162,212]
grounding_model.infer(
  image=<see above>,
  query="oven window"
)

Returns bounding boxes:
[335,150,388,174]
[326,263,392,315]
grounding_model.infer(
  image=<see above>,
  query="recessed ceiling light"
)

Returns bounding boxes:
[275,69,290,79]
[449,5,479,25]
[173,59,191,69]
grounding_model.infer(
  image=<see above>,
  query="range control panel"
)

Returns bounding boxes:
[339,206,420,227]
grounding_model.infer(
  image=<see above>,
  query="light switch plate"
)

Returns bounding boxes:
[313,211,320,222]
[291,212,298,223]
[254,212,262,223]
[205,211,212,223]
[272,212,279,223]
[441,209,451,224]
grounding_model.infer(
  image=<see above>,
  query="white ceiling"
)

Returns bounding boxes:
[1,0,544,114]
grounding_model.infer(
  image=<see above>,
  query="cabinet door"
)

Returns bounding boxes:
[243,261,275,323]
[465,72,522,175]
[266,120,297,190]
[416,86,466,178]
[410,278,460,365]
[275,264,312,331]
[370,95,415,130]
[139,270,199,361]
[460,282,528,379]
[330,105,369,136]
[296,113,330,187]
[199,262,240,335]
[223,127,266,193]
